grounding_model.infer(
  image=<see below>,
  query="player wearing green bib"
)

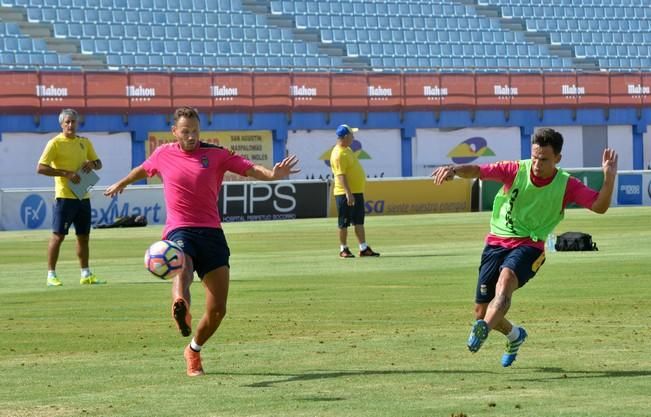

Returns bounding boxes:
[432,128,618,367]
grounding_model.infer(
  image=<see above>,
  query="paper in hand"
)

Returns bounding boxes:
[69,169,100,199]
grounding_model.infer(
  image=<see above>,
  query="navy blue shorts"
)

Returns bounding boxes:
[335,193,365,228]
[475,244,546,304]
[166,227,230,279]
[52,198,92,235]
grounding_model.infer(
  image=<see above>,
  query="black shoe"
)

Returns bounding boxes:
[359,247,380,257]
[339,248,355,258]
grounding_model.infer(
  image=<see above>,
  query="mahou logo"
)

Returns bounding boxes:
[368,85,392,101]
[628,84,650,97]
[494,84,518,99]
[126,85,155,102]
[562,84,585,96]
[36,84,68,102]
[423,85,448,101]
[211,85,238,101]
[290,85,317,101]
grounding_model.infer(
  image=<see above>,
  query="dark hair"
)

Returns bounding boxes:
[173,106,200,124]
[532,128,563,155]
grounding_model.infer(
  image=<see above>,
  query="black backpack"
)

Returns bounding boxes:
[94,215,148,229]
[554,232,598,251]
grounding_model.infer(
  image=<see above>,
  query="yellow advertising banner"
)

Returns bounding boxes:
[145,130,273,182]
[328,178,473,217]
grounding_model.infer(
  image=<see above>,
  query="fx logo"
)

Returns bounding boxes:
[21,194,47,229]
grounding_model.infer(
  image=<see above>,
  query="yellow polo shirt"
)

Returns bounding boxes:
[38,134,99,199]
[330,144,366,195]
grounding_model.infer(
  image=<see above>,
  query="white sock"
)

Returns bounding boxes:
[340,245,348,252]
[359,242,368,251]
[190,338,202,352]
[48,270,57,278]
[507,326,521,342]
[81,268,91,278]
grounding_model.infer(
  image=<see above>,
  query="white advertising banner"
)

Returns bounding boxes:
[607,125,634,170]
[645,127,651,170]
[0,132,132,189]
[412,127,521,176]
[287,129,402,180]
[0,186,166,231]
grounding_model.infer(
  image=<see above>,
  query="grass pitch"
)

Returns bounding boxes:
[1,207,650,417]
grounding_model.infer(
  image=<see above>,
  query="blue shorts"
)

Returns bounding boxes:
[166,227,230,279]
[52,198,92,235]
[335,193,365,228]
[475,244,545,304]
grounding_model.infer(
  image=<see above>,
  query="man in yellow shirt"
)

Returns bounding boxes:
[37,108,105,286]
[330,124,380,258]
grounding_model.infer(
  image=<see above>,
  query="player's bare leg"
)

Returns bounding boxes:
[46,233,65,286]
[484,268,519,329]
[468,302,489,352]
[76,234,90,269]
[338,227,354,258]
[183,266,229,376]
[468,269,518,352]
[353,224,366,245]
[76,234,104,284]
[469,269,528,365]
[47,233,65,271]
[195,265,230,345]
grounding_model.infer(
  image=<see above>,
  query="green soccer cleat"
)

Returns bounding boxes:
[47,276,63,287]
[467,319,489,352]
[502,327,528,367]
[80,274,107,285]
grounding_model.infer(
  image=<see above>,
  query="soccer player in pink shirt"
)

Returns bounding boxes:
[105,107,299,376]
[431,128,617,367]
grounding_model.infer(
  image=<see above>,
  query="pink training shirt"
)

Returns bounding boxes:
[142,142,255,238]
[480,161,600,250]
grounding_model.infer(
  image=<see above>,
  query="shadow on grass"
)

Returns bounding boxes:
[517,367,651,381]
[208,369,496,388]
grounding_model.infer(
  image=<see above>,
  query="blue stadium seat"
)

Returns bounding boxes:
[0,52,16,66]
[123,39,137,54]
[43,53,60,67]
[2,0,642,72]
[15,53,30,66]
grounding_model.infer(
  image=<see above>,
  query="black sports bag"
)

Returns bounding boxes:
[554,232,598,251]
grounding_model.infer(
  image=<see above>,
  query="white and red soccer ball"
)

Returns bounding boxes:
[144,240,184,279]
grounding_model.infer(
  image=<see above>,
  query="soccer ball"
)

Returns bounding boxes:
[144,240,184,279]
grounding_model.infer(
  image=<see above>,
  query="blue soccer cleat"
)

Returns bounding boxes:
[501,327,528,367]
[467,319,489,353]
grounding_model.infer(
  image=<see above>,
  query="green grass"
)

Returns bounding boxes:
[1,207,650,417]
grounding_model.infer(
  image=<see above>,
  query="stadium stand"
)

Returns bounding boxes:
[0,0,649,71]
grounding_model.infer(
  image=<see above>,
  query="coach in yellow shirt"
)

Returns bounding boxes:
[330,124,380,258]
[37,108,105,287]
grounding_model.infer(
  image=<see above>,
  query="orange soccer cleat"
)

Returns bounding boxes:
[184,345,205,377]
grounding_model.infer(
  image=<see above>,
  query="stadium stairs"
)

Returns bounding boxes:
[459,0,599,70]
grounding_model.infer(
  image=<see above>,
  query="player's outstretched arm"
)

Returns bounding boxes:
[104,166,148,197]
[246,155,300,181]
[431,164,480,185]
[590,148,618,214]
